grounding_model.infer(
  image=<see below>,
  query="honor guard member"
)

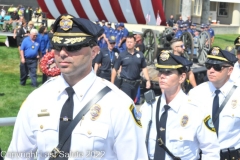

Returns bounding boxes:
[170,38,197,90]
[141,50,220,160]
[174,25,183,39]
[6,14,148,160]
[111,35,151,101]
[230,47,240,83]
[188,47,240,160]
[94,36,119,81]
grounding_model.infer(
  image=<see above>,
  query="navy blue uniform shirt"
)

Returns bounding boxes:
[114,50,147,80]
[95,48,119,71]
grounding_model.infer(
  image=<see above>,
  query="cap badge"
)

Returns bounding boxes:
[226,46,233,52]
[211,47,220,56]
[231,99,237,109]
[60,15,73,31]
[90,104,101,121]
[181,115,189,127]
[160,50,170,61]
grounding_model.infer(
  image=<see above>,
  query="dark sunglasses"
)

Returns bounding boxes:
[205,64,230,71]
[176,44,185,49]
[52,45,88,52]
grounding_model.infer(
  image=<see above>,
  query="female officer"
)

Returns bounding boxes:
[141,50,220,160]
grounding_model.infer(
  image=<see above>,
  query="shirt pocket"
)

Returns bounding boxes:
[168,130,195,157]
[73,121,109,151]
[31,117,59,152]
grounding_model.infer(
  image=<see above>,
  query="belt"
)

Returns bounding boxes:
[24,57,37,60]
[121,78,141,85]
[220,147,240,160]
[100,70,111,73]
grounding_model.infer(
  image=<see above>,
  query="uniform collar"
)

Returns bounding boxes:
[161,89,186,113]
[57,70,97,100]
[208,79,235,97]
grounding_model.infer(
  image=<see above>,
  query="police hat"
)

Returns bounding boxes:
[191,23,196,26]
[119,22,124,27]
[237,47,240,53]
[194,29,201,32]
[155,50,192,72]
[52,14,104,47]
[172,27,177,30]
[107,22,111,25]
[206,46,237,65]
[108,36,116,44]
[200,24,205,28]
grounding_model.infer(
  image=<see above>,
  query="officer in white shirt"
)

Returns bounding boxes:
[5,14,148,160]
[230,47,240,83]
[189,46,240,160]
[141,50,220,160]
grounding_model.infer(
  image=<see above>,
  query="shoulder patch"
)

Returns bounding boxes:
[129,104,142,128]
[204,115,216,132]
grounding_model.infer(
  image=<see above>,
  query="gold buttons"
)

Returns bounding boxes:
[87,130,92,135]
[179,136,182,140]
[40,125,43,129]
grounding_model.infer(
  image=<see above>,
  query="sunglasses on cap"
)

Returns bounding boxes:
[52,44,89,52]
[205,63,230,71]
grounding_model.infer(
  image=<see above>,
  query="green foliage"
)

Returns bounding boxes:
[212,34,238,49]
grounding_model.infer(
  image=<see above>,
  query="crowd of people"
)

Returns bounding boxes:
[1,12,240,160]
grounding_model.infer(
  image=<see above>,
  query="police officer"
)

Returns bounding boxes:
[166,15,176,27]
[118,22,129,52]
[94,36,119,81]
[189,47,240,160]
[170,38,197,89]
[111,35,151,100]
[185,16,192,28]
[193,29,201,56]
[105,22,114,39]
[6,14,148,160]
[234,36,240,49]
[174,25,183,39]
[141,50,220,159]
[230,47,240,83]
[176,16,184,28]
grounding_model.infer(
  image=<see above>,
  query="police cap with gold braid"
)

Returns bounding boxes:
[155,50,192,72]
[52,14,104,47]
[206,46,237,66]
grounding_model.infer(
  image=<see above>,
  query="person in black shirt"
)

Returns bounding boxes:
[111,35,151,100]
[166,15,176,27]
[185,16,192,28]
[94,36,119,81]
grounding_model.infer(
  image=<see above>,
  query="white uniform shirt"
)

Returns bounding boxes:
[1,9,6,17]
[6,71,148,160]
[189,80,240,150]
[230,61,240,83]
[141,90,220,160]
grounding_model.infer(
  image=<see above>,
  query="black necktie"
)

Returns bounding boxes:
[212,89,220,135]
[154,105,170,160]
[58,87,75,159]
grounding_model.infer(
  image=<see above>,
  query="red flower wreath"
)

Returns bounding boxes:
[40,50,61,77]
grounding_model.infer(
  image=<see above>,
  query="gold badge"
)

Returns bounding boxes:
[160,127,165,131]
[231,99,237,109]
[32,45,35,49]
[60,15,73,31]
[160,50,170,61]
[90,104,101,121]
[211,47,219,56]
[181,115,189,127]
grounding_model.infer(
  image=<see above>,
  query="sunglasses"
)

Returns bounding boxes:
[52,45,88,52]
[205,64,230,71]
[176,44,185,49]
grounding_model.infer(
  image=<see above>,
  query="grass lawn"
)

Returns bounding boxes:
[0,33,239,152]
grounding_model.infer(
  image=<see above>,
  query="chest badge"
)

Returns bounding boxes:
[180,115,189,127]
[231,99,237,109]
[115,52,119,59]
[90,104,101,121]
[136,54,140,58]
